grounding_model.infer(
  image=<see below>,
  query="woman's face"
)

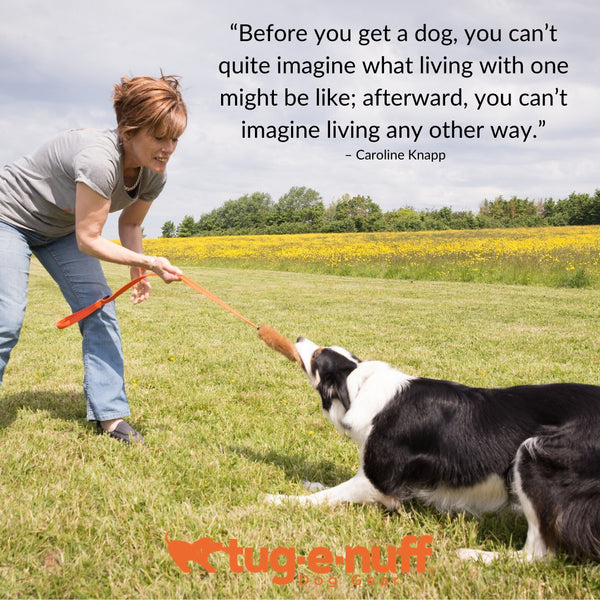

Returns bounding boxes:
[123,128,179,174]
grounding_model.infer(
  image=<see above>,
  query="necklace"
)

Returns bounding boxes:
[123,167,143,192]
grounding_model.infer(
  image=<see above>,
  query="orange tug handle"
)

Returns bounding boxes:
[56,273,259,330]
[55,273,157,329]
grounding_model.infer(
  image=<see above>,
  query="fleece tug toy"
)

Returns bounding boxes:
[57,273,302,364]
[257,324,301,364]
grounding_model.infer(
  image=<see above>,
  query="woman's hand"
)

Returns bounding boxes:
[74,184,185,303]
[129,257,183,304]
[149,256,183,283]
[130,276,152,305]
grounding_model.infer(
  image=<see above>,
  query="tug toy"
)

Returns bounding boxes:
[56,273,302,364]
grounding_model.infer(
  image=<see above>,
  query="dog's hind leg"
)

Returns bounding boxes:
[511,438,554,560]
[458,438,554,564]
[513,427,600,561]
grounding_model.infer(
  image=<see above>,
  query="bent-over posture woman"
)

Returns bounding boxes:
[0,74,188,442]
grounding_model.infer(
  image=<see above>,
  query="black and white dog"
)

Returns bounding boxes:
[267,337,600,563]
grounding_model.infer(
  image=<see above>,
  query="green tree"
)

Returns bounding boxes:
[384,207,423,231]
[554,191,600,225]
[330,194,384,232]
[176,215,197,237]
[275,187,325,231]
[478,195,540,227]
[161,220,176,238]
[195,192,274,233]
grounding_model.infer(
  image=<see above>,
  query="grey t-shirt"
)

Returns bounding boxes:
[0,128,166,237]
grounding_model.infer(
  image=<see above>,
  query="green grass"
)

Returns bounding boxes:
[1,260,599,598]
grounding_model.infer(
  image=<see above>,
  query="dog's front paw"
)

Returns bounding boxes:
[264,493,287,505]
[303,480,327,492]
[456,548,499,564]
[265,493,314,505]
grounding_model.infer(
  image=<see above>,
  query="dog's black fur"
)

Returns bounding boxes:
[267,338,600,562]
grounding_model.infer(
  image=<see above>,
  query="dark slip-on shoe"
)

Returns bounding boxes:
[97,420,144,444]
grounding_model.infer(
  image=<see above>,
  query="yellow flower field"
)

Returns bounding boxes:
[144,225,600,287]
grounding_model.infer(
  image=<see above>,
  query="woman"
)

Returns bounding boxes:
[0,74,187,442]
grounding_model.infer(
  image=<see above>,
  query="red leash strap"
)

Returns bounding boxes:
[56,272,259,330]
[56,273,157,329]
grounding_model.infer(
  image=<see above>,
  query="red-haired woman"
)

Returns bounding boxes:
[0,74,188,442]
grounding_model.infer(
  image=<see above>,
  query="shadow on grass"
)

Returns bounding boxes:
[401,499,528,551]
[230,444,355,487]
[232,445,530,552]
[0,389,87,430]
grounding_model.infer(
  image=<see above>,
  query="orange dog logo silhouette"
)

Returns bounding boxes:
[165,531,224,573]
[165,532,433,585]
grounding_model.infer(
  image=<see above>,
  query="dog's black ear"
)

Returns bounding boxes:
[313,349,358,412]
[317,375,351,412]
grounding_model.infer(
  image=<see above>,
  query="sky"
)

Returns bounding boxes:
[0,0,598,238]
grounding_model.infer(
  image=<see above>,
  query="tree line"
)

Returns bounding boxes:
[160,187,600,237]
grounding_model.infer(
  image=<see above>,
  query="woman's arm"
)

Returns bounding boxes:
[75,182,150,267]
[118,195,154,274]
[75,183,182,302]
[118,196,182,303]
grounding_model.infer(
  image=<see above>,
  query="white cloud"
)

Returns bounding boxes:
[1,0,598,237]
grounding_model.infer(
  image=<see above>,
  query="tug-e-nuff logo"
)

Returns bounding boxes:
[165,531,433,586]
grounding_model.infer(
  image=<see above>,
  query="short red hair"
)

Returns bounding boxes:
[113,74,187,140]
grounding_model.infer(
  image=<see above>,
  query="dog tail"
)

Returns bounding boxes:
[165,531,171,544]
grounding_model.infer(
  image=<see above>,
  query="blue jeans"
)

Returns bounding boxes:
[0,220,130,421]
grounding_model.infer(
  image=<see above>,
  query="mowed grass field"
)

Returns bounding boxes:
[1,227,600,599]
